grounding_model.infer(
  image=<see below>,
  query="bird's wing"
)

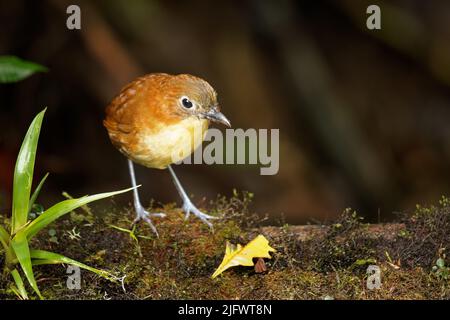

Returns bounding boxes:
[103,78,145,151]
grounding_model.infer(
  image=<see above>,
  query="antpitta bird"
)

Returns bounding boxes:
[104,73,230,236]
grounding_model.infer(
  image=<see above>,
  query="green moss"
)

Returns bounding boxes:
[2,193,450,299]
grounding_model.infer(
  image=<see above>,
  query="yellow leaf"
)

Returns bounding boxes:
[211,235,275,278]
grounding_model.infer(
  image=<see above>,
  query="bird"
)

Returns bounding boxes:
[104,73,231,236]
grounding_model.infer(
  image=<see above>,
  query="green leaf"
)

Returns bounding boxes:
[1,224,16,265]
[10,233,43,299]
[9,285,22,300]
[0,224,9,251]
[0,56,47,83]
[23,187,135,240]
[29,172,49,210]
[30,249,116,281]
[12,109,46,235]
[109,224,139,243]
[10,269,28,300]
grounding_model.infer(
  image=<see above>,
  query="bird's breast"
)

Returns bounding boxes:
[133,117,209,169]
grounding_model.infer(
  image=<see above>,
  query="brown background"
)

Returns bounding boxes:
[1,0,450,224]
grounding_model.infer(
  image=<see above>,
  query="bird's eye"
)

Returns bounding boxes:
[180,96,193,109]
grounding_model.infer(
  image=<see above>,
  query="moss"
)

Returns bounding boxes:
[388,196,450,269]
[2,193,450,299]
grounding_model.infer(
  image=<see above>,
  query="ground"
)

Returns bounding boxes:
[1,192,450,300]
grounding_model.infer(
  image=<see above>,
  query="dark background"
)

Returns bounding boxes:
[1,0,450,224]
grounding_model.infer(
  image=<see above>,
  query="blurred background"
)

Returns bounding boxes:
[1,0,450,224]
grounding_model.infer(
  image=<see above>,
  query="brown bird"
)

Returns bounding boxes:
[104,73,230,236]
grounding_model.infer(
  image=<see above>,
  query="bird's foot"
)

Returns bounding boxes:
[132,206,166,237]
[182,200,218,229]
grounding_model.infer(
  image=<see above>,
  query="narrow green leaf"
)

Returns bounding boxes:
[29,172,49,210]
[1,225,16,265]
[24,187,135,240]
[0,56,47,83]
[9,285,22,299]
[0,224,9,251]
[10,233,43,299]
[30,249,116,281]
[62,191,93,216]
[109,224,139,243]
[12,109,46,235]
[10,269,29,300]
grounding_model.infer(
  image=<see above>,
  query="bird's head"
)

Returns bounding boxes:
[163,74,231,127]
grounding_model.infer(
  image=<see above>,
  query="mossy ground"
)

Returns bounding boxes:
[1,193,450,300]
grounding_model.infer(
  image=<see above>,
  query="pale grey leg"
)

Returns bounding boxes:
[167,165,218,228]
[128,160,165,236]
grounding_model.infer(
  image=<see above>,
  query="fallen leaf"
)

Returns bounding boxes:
[211,235,275,278]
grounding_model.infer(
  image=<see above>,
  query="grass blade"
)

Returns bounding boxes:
[10,233,43,299]
[24,187,135,240]
[109,224,139,243]
[29,172,49,210]
[10,269,29,300]
[0,224,9,251]
[12,109,46,234]
[30,249,116,281]
[1,225,16,264]
[0,56,47,83]
[9,286,22,299]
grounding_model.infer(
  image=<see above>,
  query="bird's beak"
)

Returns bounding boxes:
[203,110,231,127]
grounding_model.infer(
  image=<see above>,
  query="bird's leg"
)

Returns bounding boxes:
[128,160,165,236]
[167,165,218,228]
